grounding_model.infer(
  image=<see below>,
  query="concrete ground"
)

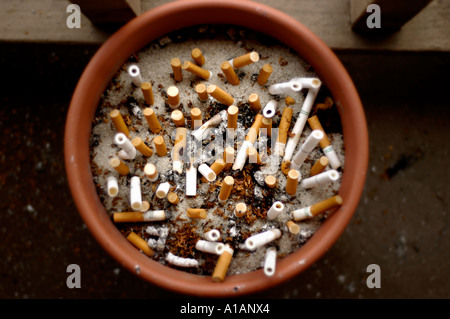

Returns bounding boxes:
[0,41,449,299]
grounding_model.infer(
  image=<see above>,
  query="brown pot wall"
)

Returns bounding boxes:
[64,0,368,297]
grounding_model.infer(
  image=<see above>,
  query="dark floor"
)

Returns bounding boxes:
[0,42,449,299]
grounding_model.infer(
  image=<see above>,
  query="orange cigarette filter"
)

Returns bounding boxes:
[143,107,162,134]
[246,114,264,143]
[265,175,277,188]
[144,163,158,180]
[203,158,226,182]
[231,51,259,68]
[187,208,208,219]
[286,169,300,195]
[248,93,261,111]
[223,147,235,170]
[195,83,209,101]
[247,146,262,165]
[167,86,180,108]
[307,115,331,148]
[113,212,145,223]
[153,135,168,156]
[109,109,130,137]
[110,157,129,175]
[286,221,300,234]
[190,107,202,129]
[207,85,234,106]
[171,57,183,82]
[171,110,185,127]
[257,63,273,85]
[227,105,238,131]
[281,160,291,175]
[260,117,272,137]
[191,48,205,66]
[310,156,329,176]
[127,231,154,257]
[218,176,234,202]
[131,137,153,157]
[212,245,233,282]
[141,82,154,105]
[277,107,293,145]
[234,202,247,217]
[285,96,295,106]
[167,192,180,205]
[310,195,343,216]
[182,61,211,80]
[220,61,240,85]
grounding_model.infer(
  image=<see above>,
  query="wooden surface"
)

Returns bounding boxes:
[0,0,449,51]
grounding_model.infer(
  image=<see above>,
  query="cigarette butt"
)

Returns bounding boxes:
[167,86,180,109]
[247,146,262,165]
[195,83,208,101]
[171,110,185,127]
[110,157,129,175]
[203,158,226,182]
[287,221,300,234]
[286,169,300,195]
[131,137,153,157]
[141,82,154,105]
[260,117,272,137]
[310,156,329,176]
[245,114,264,144]
[257,63,273,85]
[207,85,234,106]
[109,109,129,137]
[191,48,205,66]
[171,57,183,82]
[277,107,293,145]
[324,96,334,108]
[223,147,235,170]
[230,51,259,68]
[198,163,217,182]
[220,61,240,85]
[234,202,247,217]
[264,175,277,188]
[310,195,343,216]
[248,93,261,111]
[285,96,295,106]
[190,107,202,129]
[187,208,208,219]
[212,244,234,282]
[144,163,158,181]
[307,115,331,148]
[218,176,234,203]
[281,160,291,175]
[143,107,162,134]
[227,105,238,131]
[141,201,150,212]
[127,231,154,257]
[182,61,211,80]
[113,212,144,223]
[167,192,180,205]
[153,136,167,156]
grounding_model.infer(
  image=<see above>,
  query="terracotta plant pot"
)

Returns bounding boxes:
[64,0,368,297]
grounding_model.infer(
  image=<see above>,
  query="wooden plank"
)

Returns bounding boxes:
[350,0,433,34]
[0,0,448,52]
[69,0,141,25]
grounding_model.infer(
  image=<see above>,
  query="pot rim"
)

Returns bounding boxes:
[64,0,368,297]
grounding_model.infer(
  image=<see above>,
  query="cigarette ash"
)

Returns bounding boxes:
[89,25,345,277]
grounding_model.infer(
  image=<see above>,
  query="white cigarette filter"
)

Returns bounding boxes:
[264,247,277,277]
[107,176,119,197]
[262,100,278,119]
[323,145,341,170]
[244,229,282,251]
[195,240,225,255]
[204,229,221,242]
[232,140,253,171]
[185,163,197,196]
[300,169,340,189]
[165,252,199,268]
[115,133,136,160]
[266,201,285,220]
[155,181,171,198]
[128,64,143,86]
[142,210,166,221]
[290,129,324,171]
[191,110,226,141]
[198,163,216,182]
[268,78,303,96]
[130,176,142,210]
[282,78,322,162]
